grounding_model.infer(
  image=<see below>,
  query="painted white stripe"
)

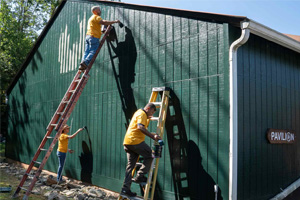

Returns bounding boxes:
[58,11,87,74]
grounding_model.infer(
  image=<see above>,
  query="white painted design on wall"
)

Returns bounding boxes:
[58,12,87,74]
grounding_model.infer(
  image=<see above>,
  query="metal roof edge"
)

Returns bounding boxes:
[5,0,67,96]
[70,0,247,26]
[242,19,300,53]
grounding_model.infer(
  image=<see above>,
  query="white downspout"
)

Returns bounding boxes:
[229,22,250,200]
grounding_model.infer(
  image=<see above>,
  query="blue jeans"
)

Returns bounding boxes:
[81,35,100,65]
[57,151,66,181]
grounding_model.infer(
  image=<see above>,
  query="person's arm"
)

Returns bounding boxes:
[99,19,120,26]
[137,124,161,141]
[68,128,84,139]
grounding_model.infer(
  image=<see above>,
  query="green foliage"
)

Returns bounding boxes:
[0,0,62,136]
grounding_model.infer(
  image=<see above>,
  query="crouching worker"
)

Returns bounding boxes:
[57,124,84,183]
[121,103,161,197]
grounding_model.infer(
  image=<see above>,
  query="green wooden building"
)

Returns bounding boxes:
[5,0,300,199]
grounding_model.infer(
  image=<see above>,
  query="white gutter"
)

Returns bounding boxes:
[229,20,300,200]
[229,23,250,200]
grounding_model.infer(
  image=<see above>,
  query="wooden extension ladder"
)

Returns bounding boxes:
[13,25,112,200]
[119,87,170,200]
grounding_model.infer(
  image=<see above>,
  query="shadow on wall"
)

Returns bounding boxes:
[164,90,223,200]
[107,26,137,128]
[6,73,32,162]
[31,50,43,74]
[65,126,94,183]
[187,140,223,200]
[79,127,93,183]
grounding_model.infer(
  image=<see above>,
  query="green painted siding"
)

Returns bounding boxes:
[236,33,300,199]
[7,1,230,199]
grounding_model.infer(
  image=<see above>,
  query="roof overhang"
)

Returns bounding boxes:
[242,19,300,53]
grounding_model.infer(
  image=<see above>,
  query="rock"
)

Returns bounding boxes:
[46,176,58,186]
[45,191,58,199]
[88,192,97,198]
[66,182,81,189]
[0,165,8,169]
[32,188,42,195]
[40,185,52,193]
[61,190,76,197]
[46,191,67,200]
[74,193,86,200]
[51,184,63,190]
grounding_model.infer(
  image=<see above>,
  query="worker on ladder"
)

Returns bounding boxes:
[79,6,120,70]
[121,103,161,198]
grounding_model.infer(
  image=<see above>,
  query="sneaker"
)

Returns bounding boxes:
[133,176,147,183]
[79,62,88,70]
[121,188,137,197]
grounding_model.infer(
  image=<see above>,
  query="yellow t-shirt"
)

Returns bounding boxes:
[58,133,69,153]
[123,109,150,145]
[86,15,102,38]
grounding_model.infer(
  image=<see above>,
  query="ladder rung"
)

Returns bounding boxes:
[19,187,28,191]
[152,102,162,107]
[33,161,41,165]
[47,136,54,139]
[69,90,76,93]
[40,148,47,151]
[50,124,57,127]
[56,112,64,115]
[152,87,170,92]
[150,117,159,121]
[74,79,81,82]
[62,100,70,104]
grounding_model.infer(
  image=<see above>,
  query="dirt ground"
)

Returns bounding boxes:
[0,143,119,200]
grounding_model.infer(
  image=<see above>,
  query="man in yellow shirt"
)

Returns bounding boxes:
[79,6,120,70]
[57,124,84,182]
[121,103,161,197]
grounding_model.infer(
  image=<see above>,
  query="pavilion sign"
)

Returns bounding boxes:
[267,129,296,144]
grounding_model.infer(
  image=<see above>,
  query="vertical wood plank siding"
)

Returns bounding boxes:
[7,1,230,199]
[237,33,300,200]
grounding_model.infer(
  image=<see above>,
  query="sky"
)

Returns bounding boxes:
[122,0,300,36]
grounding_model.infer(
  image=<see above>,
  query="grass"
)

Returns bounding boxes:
[0,143,45,200]
[0,169,45,200]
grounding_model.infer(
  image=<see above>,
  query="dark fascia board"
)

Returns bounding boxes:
[6,0,247,95]
[72,0,247,26]
[5,0,67,96]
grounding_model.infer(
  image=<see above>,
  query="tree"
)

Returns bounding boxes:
[0,0,62,135]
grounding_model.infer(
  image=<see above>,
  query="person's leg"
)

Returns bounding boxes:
[82,36,100,65]
[133,142,153,178]
[57,151,66,181]
[81,36,91,64]
[122,145,139,189]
